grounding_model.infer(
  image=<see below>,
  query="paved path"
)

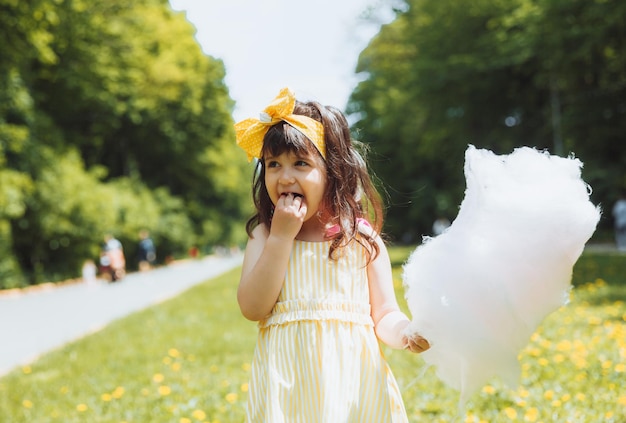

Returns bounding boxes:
[0,254,243,377]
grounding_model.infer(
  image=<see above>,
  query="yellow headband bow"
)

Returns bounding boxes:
[234,87,326,161]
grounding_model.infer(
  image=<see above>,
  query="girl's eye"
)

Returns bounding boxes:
[266,160,279,168]
[295,160,309,167]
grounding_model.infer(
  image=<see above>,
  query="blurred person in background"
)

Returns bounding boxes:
[612,189,626,251]
[100,233,126,281]
[137,229,156,271]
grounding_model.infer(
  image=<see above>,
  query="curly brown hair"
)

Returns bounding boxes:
[245,99,385,262]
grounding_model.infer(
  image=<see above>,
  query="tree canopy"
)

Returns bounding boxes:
[0,0,251,287]
[349,0,625,241]
[2,0,624,287]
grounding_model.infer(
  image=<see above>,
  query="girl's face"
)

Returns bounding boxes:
[264,150,327,223]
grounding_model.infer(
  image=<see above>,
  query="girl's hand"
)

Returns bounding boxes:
[270,193,308,240]
[403,333,430,353]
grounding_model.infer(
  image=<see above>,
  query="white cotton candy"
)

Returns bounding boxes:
[402,145,600,404]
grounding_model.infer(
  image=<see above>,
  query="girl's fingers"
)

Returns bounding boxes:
[279,193,305,213]
[404,334,431,353]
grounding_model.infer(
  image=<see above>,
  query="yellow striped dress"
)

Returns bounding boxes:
[246,239,408,422]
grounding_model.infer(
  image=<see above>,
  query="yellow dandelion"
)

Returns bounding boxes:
[588,316,602,325]
[225,392,238,404]
[503,407,517,419]
[179,418,191,423]
[464,412,476,423]
[241,383,249,392]
[59,386,69,394]
[524,407,539,422]
[618,395,626,406]
[543,390,554,400]
[192,409,207,420]
[101,393,112,402]
[517,388,530,398]
[551,400,562,407]
[561,393,571,402]
[76,403,88,412]
[575,392,586,401]
[573,358,588,370]
[553,353,565,363]
[482,385,496,395]
[615,363,626,373]
[112,386,125,398]
[22,366,32,375]
[538,358,549,367]
[163,356,172,365]
[605,411,614,419]
[22,400,33,409]
[169,348,180,358]
[158,385,172,396]
[574,371,587,381]
[601,360,613,370]
[171,362,182,372]
[153,373,165,383]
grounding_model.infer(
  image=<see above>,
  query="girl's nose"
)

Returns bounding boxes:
[278,168,295,185]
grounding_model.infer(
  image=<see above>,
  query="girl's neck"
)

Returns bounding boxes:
[296,215,331,242]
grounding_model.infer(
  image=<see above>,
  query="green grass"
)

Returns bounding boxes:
[1,249,625,422]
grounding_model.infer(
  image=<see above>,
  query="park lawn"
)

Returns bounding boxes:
[0,248,625,423]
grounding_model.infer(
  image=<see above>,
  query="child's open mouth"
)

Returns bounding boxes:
[282,192,304,199]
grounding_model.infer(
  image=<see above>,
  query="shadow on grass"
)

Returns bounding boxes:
[572,252,626,287]
[572,251,626,306]
[580,285,626,307]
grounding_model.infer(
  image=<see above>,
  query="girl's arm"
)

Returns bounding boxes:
[367,233,430,353]
[237,224,295,321]
[238,193,307,321]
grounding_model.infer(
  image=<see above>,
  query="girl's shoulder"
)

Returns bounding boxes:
[357,218,379,239]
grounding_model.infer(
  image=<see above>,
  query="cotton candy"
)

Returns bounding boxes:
[402,145,600,405]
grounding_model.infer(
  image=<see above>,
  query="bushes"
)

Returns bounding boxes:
[0,0,251,289]
[5,148,198,288]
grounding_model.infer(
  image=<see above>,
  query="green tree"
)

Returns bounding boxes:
[30,0,250,246]
[0,0,250,287]
[350,0,625,240]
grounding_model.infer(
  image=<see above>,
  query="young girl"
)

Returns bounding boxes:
[234,87,429,422]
